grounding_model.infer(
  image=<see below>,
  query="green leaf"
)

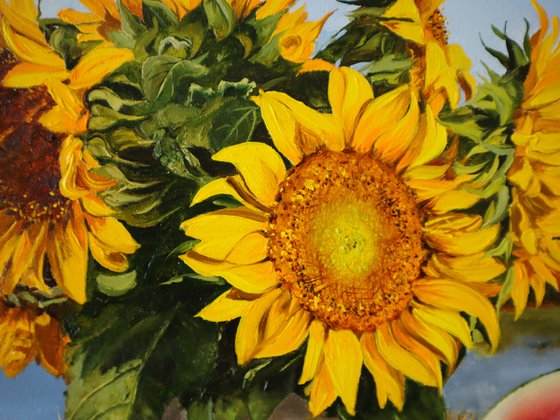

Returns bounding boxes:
[66,302,219,420]
[497,267,515,309]
[141,55,208,109]
[203,0,236,41]
[97,271,138,297]
[209,98,260,150]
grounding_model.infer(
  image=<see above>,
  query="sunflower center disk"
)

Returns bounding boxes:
[0,50,69,224]
[268,151,425,333]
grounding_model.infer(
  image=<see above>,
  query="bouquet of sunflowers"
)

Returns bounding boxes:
[0,0,559,418]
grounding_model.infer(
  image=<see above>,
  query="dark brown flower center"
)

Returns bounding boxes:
[0,50,70,223]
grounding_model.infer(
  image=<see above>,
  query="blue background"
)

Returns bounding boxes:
[1,1,560,418]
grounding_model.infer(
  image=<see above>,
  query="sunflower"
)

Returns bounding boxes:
[272,6,331,64]
[0,3,139,304]
[0,301,69,377]
[380,0,476,114]
[506,0,560,318]
[180,67,501,415]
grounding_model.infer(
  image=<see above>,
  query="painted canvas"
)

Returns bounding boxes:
[0,0,559,418]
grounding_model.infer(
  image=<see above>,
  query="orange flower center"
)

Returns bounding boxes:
[0,50,70,223]
[268,151,425,333]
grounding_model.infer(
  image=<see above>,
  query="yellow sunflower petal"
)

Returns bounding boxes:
[47,206,88,304]
[235,288,282,364]
[299,319,326,385]
[88,234,129,272]
[180,253,278,294]
[424,214,500,255]
[0,0,47,46]
[375,322,439,387]
[412,304,473,348]
[0,231,24,295]
[196,289,253,322]
[1,63,69,88]
[85,214,139,255]
[181,207,267,261]
[309,362,337,417]
[374,92,421,163]
[256,0,295,19]
[426,253,505,283]
[380,0,424,44]
[352,85,411,153]
[212,143,286,207]
[255,308,311,359]
[324,329,363,415]
[391,320,443,390]
[512,261,530,320]
[190,175,261,210]
[413,279,500,351]
[328,67,374,140]
[251,90,344,164]
[400,310,458,370]
[69,46,134,90]
[224,232,268,265]
[361,332,405,410]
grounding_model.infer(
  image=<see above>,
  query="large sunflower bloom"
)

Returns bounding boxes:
[180,68,501,415]
[380,0,476,114]
[506,0,560,318]
[0,302,69,377]
[0,12,139,304]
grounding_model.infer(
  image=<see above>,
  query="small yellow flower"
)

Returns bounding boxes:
[181,67,501,415]
[507,0,560,318]
[381,0,476,114]
[0,303,69,378]
[272,6,331,64]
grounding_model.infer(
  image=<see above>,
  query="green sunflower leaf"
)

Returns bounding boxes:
[209,98,260,150]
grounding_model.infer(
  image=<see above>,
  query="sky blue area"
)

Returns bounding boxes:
[3,1,560,419]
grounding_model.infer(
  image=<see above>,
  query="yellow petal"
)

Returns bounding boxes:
[47,79,85,121]
[0,0,46,45]
[512,261,530,320]
[324,329,362,416]
[58,9,100,25]
[361,332,405,410]
[352,85,411,153]
[180,253,278,294]
[400,310,458,370]
[328,67,374,141]
[85,214,139,254]
[309,362,337,417]
[255,308,311,359]
[407,106,448,169]
[299,319,326,385]
[255,0,295,19]
[413,279,500,351]
[196,289,253,322]
[427,253,505,283]
[298,58,335,74]
[88,233,129,272]
[374,92,421,163]
[235,288,282,364]
[424,214,500,255]
[212,143,286,207]
[47,205,88,304]
[380,0,424,44]
[1,63,69,88]
[224,232,268,265]
[251,90,344,164]
[0,231,25,295]
[412,304,473,349]
[70,46,134,90]
[391,320,443,390]
[2,21,66,67]
[190,175,263,211]
[375,322,439,387]
[181,207,267,261]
